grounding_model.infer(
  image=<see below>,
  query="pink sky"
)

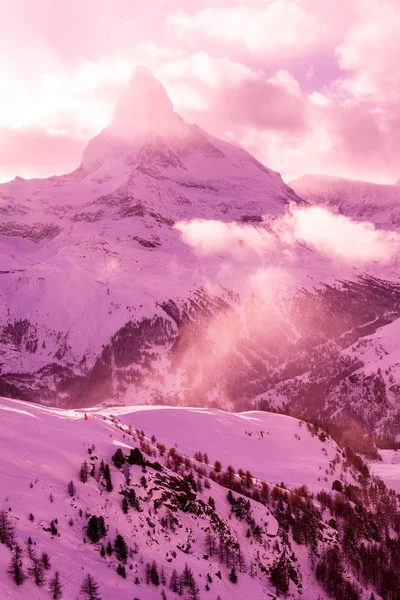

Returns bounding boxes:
[0,0,399,184]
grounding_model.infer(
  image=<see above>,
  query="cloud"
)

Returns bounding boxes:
[168,3,327,56]
[336,1,400,103]
[0,126,84,181]
[0,0,399,184]
[175,219,276,260]
[277,205,400,265]
[176,206,400,267]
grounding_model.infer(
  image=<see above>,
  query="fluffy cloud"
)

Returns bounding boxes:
[176,206,400,267]
[168,3,327,55]
[336,1,400,103]
[175,219,276,260]
[274,205,400,264]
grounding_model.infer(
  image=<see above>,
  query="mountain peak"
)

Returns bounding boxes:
[82,66,185,166]
[111,66,175,135]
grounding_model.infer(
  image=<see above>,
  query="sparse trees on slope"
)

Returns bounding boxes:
[270,550,289,594]
[8,544,26,586]
[80,573,101,600]
[49,571,63,599]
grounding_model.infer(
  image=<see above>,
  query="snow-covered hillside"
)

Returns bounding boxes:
[1,396,397,600]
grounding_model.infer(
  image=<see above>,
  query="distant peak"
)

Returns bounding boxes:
[111,66,174,133]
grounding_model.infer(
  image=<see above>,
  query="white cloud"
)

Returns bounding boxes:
[176,206,400,267]
[168,2,327,55]
[272,205,400,264]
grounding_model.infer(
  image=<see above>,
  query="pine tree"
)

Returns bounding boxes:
[41,551,51,570]
[49,571,63,599]
[100,545,106,558]
[98,516,106,538]
[8,544,26,586]
[146,563,151,585]
[112,448,126,469]
[106,540,113,556]
[237,546,247,573]
[26,537,35,560]
[80,573,102,600]
[114,534,128,562]
[29,513,34,522]
[150,560,160,586]
[170,569,179,593]
[205,530,217,556]
[67,480,77,497]
[116,563,126,578]
[127,447,145,466]
[229,567,238,584]
[122,497,129,514]
[103,465,113,492]
[28,555,46,586]
[187,582,200,600]
[87,516,100,543]
[214,460,222,473]
[80,461,89,483]
[182,563,194,588]
[50,520,58,536]
[0,509,15,545]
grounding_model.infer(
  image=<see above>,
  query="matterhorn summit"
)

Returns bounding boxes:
[82,66,188,167]
[111,66,178,135]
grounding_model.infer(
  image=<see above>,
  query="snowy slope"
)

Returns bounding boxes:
[108,406,342,493]
[0,396,357,600]
[370,450,400,493]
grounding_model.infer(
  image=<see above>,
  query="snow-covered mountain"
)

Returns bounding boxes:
[2,69,400,448]
[0,67,307,405]
[1,395,398,600]
[290,174,400,228]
